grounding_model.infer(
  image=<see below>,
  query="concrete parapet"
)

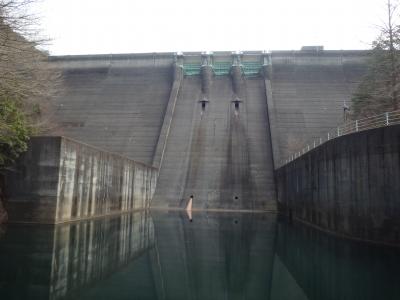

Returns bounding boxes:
[270,50,368,66]
[49,52,175,69]
[5,136,158,224]
[276,125,400,246]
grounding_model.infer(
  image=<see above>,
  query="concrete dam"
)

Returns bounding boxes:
[47,50,367,212]
[6,50,400,299]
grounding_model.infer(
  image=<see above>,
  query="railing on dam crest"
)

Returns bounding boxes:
[281,110,400,167]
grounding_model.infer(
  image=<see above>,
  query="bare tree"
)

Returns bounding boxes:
[0,0,63,223]
[0,0,60,166]
[352,0,400,117]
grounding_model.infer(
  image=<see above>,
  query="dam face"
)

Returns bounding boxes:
[49,51,367,211]
[152,55,276,210]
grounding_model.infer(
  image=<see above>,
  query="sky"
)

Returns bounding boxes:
[33,0,392,55]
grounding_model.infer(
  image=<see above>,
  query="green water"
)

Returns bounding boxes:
[0,211,399,300]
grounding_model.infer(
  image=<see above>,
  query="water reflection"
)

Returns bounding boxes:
[274,218,400,300]
[0,211,399,300]
[150,211,276,300]
[0,211,154,300]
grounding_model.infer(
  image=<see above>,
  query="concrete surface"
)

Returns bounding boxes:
[151,72,276,210]
[5,136,158,224]
[50,54,174,165]
[276,125,400,246]
[46,51,368,211]
[269,51,368,166]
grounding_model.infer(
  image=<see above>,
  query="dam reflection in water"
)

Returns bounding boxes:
[0,211,399,300]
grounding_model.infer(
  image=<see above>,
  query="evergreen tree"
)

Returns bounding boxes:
[352,0,400,117]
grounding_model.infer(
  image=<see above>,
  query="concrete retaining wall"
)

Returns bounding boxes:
[276,125,400,246]
[5,136,158,224]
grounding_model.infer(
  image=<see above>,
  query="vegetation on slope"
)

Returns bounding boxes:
[0,0,59,167]
[352,0,400,117]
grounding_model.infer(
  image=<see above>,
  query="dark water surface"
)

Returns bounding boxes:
[0,210,399,300]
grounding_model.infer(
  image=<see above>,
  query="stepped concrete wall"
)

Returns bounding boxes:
[5,136,158,224]
[276,125,400,246]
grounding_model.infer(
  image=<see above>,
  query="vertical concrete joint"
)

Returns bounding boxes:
[173,62,184,81]
[262,52,272,80]
[174,52,184,68]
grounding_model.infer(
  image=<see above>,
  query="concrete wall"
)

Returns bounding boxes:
[5,136,158,224]
[49,50,368,168]
[50,54,174,165]
[151,69,277,210]
[269,50,368,167]
[276,125,400,246]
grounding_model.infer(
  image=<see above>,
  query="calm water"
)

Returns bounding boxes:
[0,210,399,300]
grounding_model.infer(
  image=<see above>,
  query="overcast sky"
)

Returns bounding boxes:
[34,0,391,55]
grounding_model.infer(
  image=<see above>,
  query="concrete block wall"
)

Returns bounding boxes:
[276,125,400,246]
[5,136,158,224]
